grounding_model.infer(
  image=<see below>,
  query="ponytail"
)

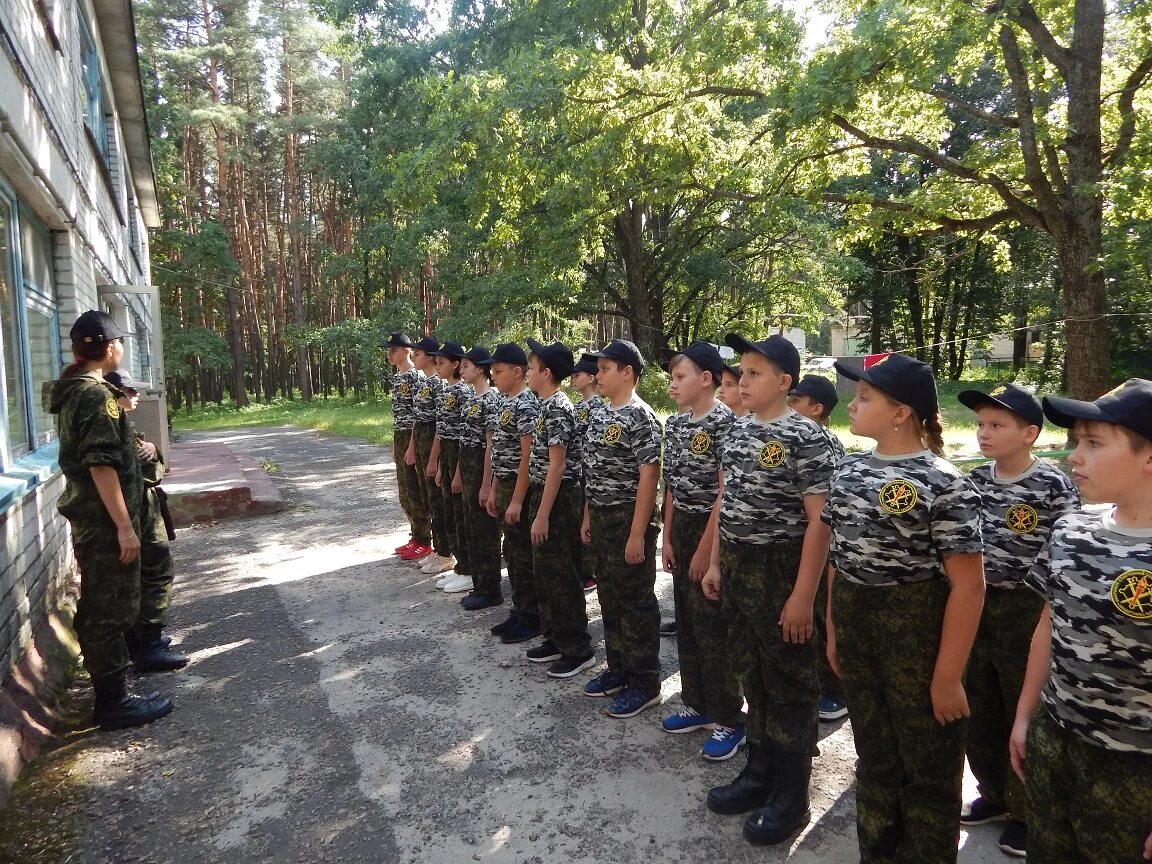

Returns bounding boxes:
[916,411,946,457]
[63,339,111,379]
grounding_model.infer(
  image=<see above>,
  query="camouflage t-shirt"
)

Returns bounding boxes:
[460,387,499,449]
[824,427,846,463]
[529,391,582,484]
[969,459,1080,588]
[583,394,663,507]
[823,450,983,586]
[573,395,606,464]
[391,368,423,431]
[412,374,444,425]
[1025,508,1152,753]
[435,380,469,441]
[663,401,733,514]
[490,387,539,480]
[719,410,836,544]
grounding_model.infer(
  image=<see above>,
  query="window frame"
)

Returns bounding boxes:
[78,7,112,171]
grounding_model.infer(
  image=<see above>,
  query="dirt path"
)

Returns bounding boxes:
[0,426,1008,864]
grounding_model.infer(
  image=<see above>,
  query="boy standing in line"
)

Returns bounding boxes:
[659,342,744,760]
[580,339,664,718]
[405,336,451,572]
[524,340,596,678]
[788,373,848,723]
[718,364,747,418]
[570,353,602,592]
[429,342,472,589]
[486,343,542,644]
[385,332,432,561]
[955,383,1079,859]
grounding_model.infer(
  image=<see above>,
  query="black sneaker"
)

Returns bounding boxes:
[546,654,597,678]
[659,620,677,637]
[490,615,518,636]
[525,640,561,663]
[499,621,542,644]
[997,822,1026,859]
[959,796,1009,826]
[462,592,503,611]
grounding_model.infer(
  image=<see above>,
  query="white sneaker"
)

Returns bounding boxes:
[420,555,456,575]
[435,571,458,588]
[441,573,474,593]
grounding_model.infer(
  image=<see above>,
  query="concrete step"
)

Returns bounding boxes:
[164,441,285,526]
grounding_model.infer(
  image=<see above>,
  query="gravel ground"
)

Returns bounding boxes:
[0,426,1011,864]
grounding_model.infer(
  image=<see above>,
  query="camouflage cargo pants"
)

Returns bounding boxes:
[720,538,818,753]
[459,445,501,595]
[671,508,743,727]
[833,576,965,864]
[136,487,173,627]
[414,422,449,556]
[966,585,1044,822]
[394,428,431,545]
[528,481,591,658]
[1025,706,1152,864]
[813,570,843,700]
[438,439,469,573]
[497,478,538,628]
[70,520,142,679]
[587,503,660,692]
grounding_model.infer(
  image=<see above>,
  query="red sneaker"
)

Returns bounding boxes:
[395,540,416,554]
[399,543,432,561]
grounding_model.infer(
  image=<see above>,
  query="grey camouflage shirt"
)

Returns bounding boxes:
[663,401,733,514]
[391,368,422,431]
[435,380,469,441]
[460,387,499,449]
[529,391,582,484]
[573,395,606,464]
[1025,508,1152,753]
[969,459,1080,588]
[412,374,444,425]
[823,450,983,586]
[490,387,539,480]
[583,394,663,507]
[719,410,835,544]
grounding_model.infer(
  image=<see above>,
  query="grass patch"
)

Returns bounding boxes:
[173,397,395,447]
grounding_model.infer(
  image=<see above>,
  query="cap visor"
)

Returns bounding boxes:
[1042,395,1109,430]
[723,334,761,357]
[956,390,1001,413]
[833,360,864,382]
[526,338,547,354]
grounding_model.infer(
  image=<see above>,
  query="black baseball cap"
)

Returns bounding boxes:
[526,339,575,380]
[791,374,838,412]
[463,346,494,367]
[105,370,139,393]
[724,334,800,384]
[1043,378,1152,441]
[382,332,413,349]
[669,342,726,378]
[573,353,599,376]
[491,342,529,367]
[834,352,939,420]
[588,339,645,377]
[958,383,1043,428]
[720,363,742,381]
[70,310,129,343]
[413,336,440,353]
[429,340,466,359]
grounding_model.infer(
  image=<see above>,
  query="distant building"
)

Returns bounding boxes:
[0,0,163,722]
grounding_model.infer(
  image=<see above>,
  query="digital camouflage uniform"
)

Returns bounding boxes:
[459,386,502,595]
[527,390,591,658]
[1022,509,1152,864]
[584,393,663,693]
[572,395,605,584]
[412,374,447,555]
[662,402,741,726]
[136,447,174,627]
[823,450,983,864]
[392,366,430,545]
[436,379,471,573]
[965,459,1079,822]
[491,387,541,627]
[50,371,143,680]
[813,427,846,701]
[717,410,835,755]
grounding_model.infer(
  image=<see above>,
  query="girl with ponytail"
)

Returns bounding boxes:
[822,353,986,864]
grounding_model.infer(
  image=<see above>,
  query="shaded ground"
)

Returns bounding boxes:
[1,426,1009,863]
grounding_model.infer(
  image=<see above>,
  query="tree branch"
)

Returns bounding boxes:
[823,193,1019,235]
[925,88,1019,128]
[1107,50,1152,167]
[987,0,1072,79]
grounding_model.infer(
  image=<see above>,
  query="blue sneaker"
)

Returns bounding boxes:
[818,696,849,722]
[701,725,747,761]
[606,687,661,718]
[661,707,715,734]
[583,669,625,698]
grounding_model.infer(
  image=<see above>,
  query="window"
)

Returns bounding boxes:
[0,177,60,468]
[78,10,110,167]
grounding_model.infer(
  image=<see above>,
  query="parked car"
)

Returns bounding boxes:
[801,356,837,371]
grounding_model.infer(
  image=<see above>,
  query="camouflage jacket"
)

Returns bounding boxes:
[460,387,499,450]
[663,401,733,514]
[491,387,539,480]
[412,374,444,425]
[391,368,423,431]
[583,393,663,508]
[435,380,470,441]
[529,390,582,484]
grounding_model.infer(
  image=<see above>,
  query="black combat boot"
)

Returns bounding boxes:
[706,742,774,814]
[742,742,812,845]
[133,625,190,672]
[124,628,173,661]
[92,672,174,730]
